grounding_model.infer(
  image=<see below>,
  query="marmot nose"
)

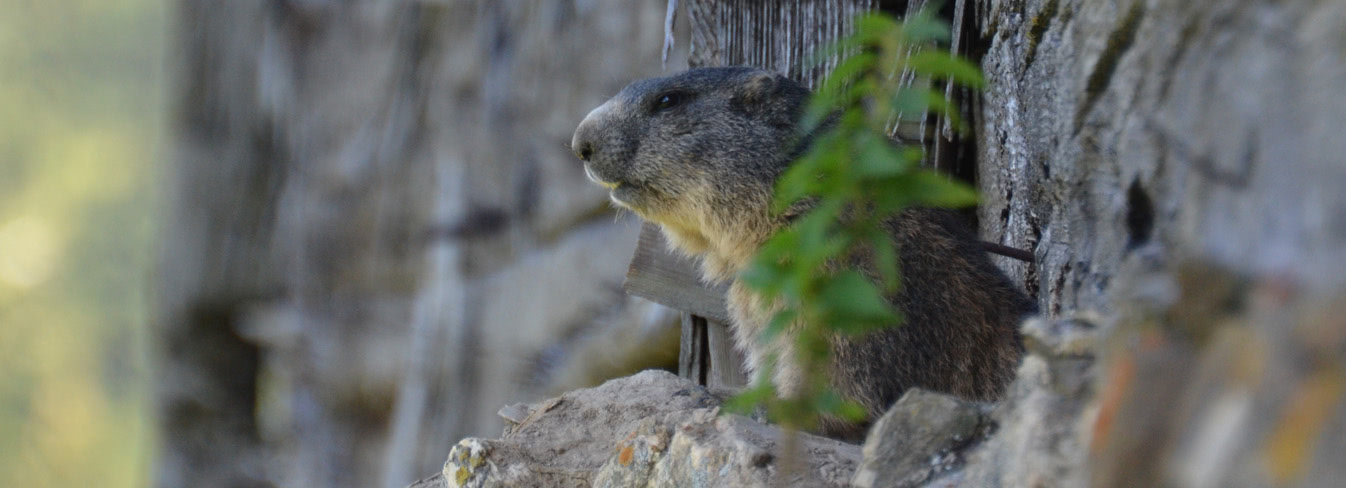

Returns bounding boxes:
[575,141,594,162]
[571,121,600,163]
[573,99,616,163]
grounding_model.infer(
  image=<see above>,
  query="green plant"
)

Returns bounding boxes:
[727,9,985,435]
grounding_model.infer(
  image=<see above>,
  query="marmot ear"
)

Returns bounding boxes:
[732,72,788,113]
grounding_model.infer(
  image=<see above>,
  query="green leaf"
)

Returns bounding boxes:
[836,106,869,132]
[742,228,803,297]
[793,199,841,247]
[758,226,800,257]
[770,396,818,429]
[917,87,966,133]
[818,270,899,332]
[840,77,879,108]
[773,130,842,211]
[740,257,789,295]
[908,50,986,90]
[855,13,902,43]
[907,171,979,207]
[869,171,978,210]
[866,175,916,211]
[799,98,837,134]
[738,9,984,435]
[899,144,925,164]
[795,326,832,364]
[761,309,798,343]
[852,131,910,178]
[869,231,901,292]
[891,87,934,116]
[774,162,820,212]
[835,399,870,422]
[790,201,849,270]
[901,9,951,43]
[813,391,867,422]
[819,52,877,96]
[724,383,776,414]
[815,390,847,414]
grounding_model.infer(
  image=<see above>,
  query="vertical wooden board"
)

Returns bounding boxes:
[678,312,697,381]
[706,319,749,390]
[680,313,710,385]
[683,0,877,85]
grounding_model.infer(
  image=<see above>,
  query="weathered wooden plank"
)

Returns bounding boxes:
[677,313,748,390]
[678,312,707,384]
[705,318,748,390]
[624,223,734,325]
[684,0,878,86]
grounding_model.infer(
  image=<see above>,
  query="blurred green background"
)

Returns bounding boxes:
[0,0,161,486]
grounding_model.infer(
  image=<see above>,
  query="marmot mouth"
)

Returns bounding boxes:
[584,165,625,190]
[584,165,649,211]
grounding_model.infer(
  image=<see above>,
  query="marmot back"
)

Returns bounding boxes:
[571,67,1035,441]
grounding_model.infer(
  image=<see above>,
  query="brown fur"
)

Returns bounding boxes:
[572,67,1035,441]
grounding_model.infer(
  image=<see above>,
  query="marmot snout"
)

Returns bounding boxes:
[572,66,1035,441]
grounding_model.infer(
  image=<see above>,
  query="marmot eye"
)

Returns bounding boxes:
[653,92,683,112]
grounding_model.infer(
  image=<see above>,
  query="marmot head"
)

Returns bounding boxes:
[570,67,809,253]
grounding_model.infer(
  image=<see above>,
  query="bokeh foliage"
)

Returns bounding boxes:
[729,10,982,432]
[0,1,162,486]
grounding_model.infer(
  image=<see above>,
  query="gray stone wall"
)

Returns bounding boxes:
[160,1,685,487]
[970,0,1346,485]
[976,0,1346,313]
